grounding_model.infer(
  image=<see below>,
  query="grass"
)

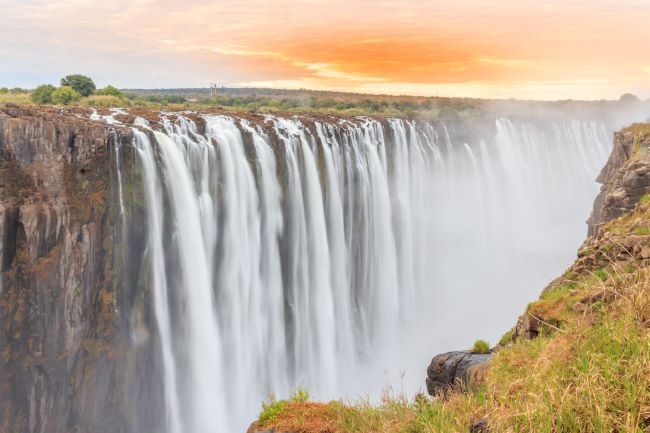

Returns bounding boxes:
[498,330,513,347]
[471,339,490,354]
[255,201,650,433]
[256,390,487,433]
[0,92,31,105]
[259,385,311,423]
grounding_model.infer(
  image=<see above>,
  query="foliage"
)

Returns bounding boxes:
[31,84,56,104]
[259,398,288,423]
[10,87,28,93]
[258,385,312,424]
[290,385,310,403]
[0,87,8,94]
[116,88,486,119]
[471,339,490,354]
[95,85,122,97]
[51,86,82,105]
[80,95,123,107]
[60,74,96,97]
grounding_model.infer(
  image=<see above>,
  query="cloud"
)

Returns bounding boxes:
[0,0,649,98]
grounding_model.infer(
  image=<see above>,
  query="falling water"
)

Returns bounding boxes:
[127,113,613,432]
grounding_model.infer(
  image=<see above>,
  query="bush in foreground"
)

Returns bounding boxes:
[31,84,56,104]
[51,86,81,105]
[471,339,490,354]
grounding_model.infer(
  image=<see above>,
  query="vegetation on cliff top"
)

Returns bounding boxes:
[253,200,650,432]
[4,76,647,121]
[1,83,484,120]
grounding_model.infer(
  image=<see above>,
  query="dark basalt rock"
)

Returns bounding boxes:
[426,351,492,397]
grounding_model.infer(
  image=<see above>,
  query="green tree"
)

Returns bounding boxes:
[95,85,122,97]
[31,84,57,104]
[60,74,96,97]
[51,86,81,105]
[10,87,27,94]
[0,87,8,94]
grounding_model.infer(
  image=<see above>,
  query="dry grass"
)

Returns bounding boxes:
[487,263,650,433]
[258,390,487,433]
[0,93,32,105]
[79,95,125,107]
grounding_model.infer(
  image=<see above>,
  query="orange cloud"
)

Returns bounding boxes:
[1,0,649,99]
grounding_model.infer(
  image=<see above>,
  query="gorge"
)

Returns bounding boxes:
[0,102,647,433]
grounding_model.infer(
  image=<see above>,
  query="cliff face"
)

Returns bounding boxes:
[588,124,650,237]
[0,105,157,433]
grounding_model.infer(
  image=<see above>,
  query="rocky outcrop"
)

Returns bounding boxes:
[588,125,650,237]
[426,351,491,397]
[0,105,158,433]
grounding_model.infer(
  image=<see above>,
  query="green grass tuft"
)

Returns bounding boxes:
[498,330,514,346]
[471,339,490,354]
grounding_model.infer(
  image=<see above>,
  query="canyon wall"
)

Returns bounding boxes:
[0,104,628,433]
[0,105,161,433]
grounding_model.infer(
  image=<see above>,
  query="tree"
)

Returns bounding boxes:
[31,84,57,104]
[60,74,96,97]
[51,86,81,105]
[95,85,122,97]
[619,93,640,103]
[0,87,8,94]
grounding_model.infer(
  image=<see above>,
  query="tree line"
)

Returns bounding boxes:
[30,75,122,105]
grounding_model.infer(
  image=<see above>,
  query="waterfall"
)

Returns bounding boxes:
[129,113,612,432]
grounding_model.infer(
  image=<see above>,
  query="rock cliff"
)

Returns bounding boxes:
[0,105,159,433]
[588,124,650,237]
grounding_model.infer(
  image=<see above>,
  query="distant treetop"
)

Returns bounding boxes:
[619,93,640,103]
[60,74,96,97]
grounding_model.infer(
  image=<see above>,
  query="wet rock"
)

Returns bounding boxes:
[426,351,492,397]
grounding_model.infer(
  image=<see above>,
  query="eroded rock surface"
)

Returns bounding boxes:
[0,105,156,433]
[588,126,650,237]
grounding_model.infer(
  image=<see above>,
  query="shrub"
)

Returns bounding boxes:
[31,84,57,104]
[0,87,8,94]
[95,85,122,97]
[10,87,27,94]
[471,339,490,354]
[51,86,81,105]
[60,74,96,97]
[81,95,124,107]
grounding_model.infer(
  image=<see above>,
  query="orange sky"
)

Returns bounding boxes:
[1,0,649,99]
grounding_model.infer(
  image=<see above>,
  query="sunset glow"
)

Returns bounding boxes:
[2,0,649,99]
